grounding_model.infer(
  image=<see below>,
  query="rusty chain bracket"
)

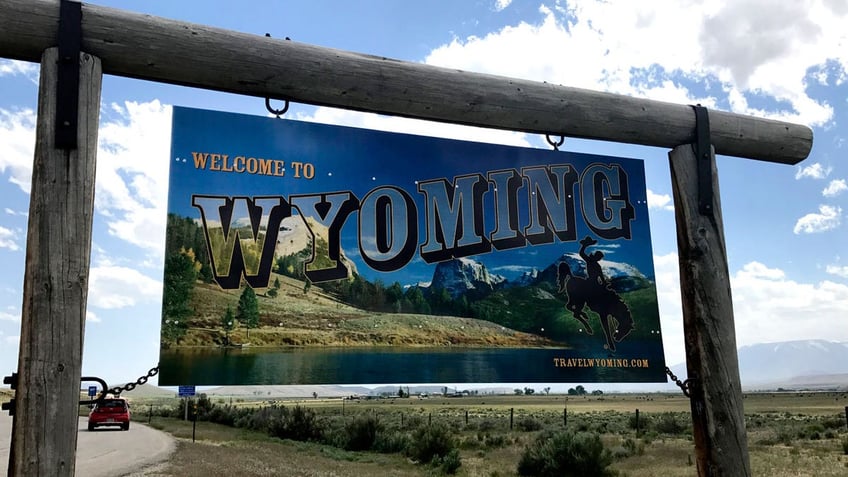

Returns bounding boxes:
[665,366,693,398]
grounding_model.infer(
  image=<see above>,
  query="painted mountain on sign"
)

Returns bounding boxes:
[429,257,507,299]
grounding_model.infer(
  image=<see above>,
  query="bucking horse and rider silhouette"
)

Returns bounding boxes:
[556,236,634,352]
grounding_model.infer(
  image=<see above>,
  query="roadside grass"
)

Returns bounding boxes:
[144,417,426,477]
[130,393,848,476]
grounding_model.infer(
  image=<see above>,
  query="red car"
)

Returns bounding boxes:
[88,397,131,431]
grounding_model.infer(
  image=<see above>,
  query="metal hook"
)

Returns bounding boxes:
[79,376,110,406]
[265,97,290,118]
[546,134,565,151]
[264,33,290,118]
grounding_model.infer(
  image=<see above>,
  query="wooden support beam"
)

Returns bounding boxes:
[0,0,812,164]
[10,47,101,477]
[669,144,751,477]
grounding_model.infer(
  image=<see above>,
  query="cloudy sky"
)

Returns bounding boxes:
[1,0,846,388]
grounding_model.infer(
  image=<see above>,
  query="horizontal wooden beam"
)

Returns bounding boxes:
[0,0,812,164]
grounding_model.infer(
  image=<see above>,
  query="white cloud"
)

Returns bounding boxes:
[494,0,512,12]
[86,311,101,323]
[0,108,36,192]
[0,100,171,262]
[795,162,832,180]
[731,261,848,347]
[822,178,847,197]
[0,60,37,79]
[0,310,19,322]
[646,189,674,211]
[423,0,848,126]
[0,101,172,257]
[653,255,848,366]
[826,264,848,278]
[88,265,162,310]
[4,208,26,217]
[653,252,685,365]
[96,101,172,254]
[793,205,842,234]
[0,226,20,251]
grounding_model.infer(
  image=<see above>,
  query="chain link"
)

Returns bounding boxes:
[108,366,159,396]
[665,366,691,398]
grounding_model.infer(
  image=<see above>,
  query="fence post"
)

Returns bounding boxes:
[563,407,567,427]
[510,408,514,430]
[635,409,640,437]
[844,406,847,431]
[465,410,468,425]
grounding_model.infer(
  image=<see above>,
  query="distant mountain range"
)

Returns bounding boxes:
[667,339,848,391]
[423,254,653,298]
[737,339,848,387]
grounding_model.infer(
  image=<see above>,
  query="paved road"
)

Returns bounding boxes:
[1,412,174,476]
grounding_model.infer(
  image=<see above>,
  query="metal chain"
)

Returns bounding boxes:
[665,366,691,398]
[107,366,159,396]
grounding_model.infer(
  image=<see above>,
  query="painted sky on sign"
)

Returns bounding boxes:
[0,0,847,390]
[169,106,656,283]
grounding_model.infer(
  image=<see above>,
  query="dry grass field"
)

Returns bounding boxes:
[127,392,848,476]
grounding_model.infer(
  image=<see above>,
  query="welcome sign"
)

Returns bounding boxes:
[158,106,666,385]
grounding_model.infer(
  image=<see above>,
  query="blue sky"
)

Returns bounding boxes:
[1,0,847,388]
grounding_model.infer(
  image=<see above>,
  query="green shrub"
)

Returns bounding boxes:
[801,423,825,440]
[516,417,543,432]
[627,413,651,432]
[484,434,508,448]
[407,423,457,464]
[206,404,245,427]
[433,448,462,475]
[821,416,845,430]
[287,405,323,441]
[654,413,686,435]
[621,437,645,457]
[344,415,381,451]
[517,430,617,477]
[373,430,410,454]
[477,419,499,432]
[265,405,323,442]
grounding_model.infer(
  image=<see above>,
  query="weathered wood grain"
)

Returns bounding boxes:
[669,144,751,477]
[0,0,812,164]
[11,47,101,477]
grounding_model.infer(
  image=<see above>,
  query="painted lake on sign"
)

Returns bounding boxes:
[158,341,666,385]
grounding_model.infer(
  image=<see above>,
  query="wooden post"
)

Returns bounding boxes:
[844,406,847,431]
[635,409,640,437]
[510,408,514,430]
[10,47,101,477]
[465,410,468,425]
[563,407,567,427]
[669,143,751,476]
